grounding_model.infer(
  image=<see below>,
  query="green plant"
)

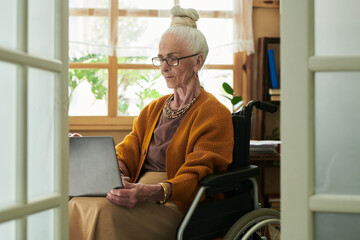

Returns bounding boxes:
[222,82,243,112]
[68,54,108,106]
[135,74,162,110]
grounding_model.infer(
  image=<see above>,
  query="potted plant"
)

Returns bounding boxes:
[222,82,243,112]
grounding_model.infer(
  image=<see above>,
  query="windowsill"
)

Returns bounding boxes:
[69,116,135,131]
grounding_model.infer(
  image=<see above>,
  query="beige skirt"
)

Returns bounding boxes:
[69,172,183,240]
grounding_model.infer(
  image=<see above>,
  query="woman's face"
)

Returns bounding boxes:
[158,33,200,89]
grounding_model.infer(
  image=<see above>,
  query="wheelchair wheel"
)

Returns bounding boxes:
[224,208,280,240]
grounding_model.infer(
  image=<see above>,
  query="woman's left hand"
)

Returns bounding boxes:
[106,179,163,208]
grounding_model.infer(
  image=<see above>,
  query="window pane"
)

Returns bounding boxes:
[315,0,360,55]
[69,69,108,116]
[0,1,17,49]
[117,69,171,116]
[117,17,169,62]
[315,72,360,195]
[315,213,360,239]
[0,61,17,207]
[28,0,55,59]
[201,69,233,111]
[198,18,234,64]
[69,17,109,62]
[28,68,55,199]
[118,0,173,10]
[70,0,109,8]
[0,220,16,240]
[28,209,54,240]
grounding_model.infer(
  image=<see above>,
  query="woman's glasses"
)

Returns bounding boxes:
[152,53,199,67]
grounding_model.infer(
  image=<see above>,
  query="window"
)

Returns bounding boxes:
[69,0,248,130]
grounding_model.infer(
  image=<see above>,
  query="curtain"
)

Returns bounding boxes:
[233,0,255,55]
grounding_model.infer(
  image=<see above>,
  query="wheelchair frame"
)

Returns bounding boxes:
[176,100,280,240]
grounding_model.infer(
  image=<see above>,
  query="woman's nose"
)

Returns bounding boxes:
[161,62,171,72]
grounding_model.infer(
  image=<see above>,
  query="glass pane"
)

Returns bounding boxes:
[315,72,360,194]
[201,69,233,111]
[70,0,109,8]
[118,0,173,10]
[69,17,109,62]
[117,69,171,116]
[117,17,170,62]
[315,212,360,239]
[0,1,17,49]
[315,0,360,55]
[0,220,16,240]
[28,0,55,59]
[180,0,234,11]
[27,68,55,199]
[0,61,17,206]
[198,18,233,64]
[68,69,108,116]
[28,209,54,240]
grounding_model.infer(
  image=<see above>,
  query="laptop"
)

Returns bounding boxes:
[69,136,123,197]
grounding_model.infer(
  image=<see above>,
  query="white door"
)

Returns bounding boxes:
[0,0,69,239]
[281,0,360,239]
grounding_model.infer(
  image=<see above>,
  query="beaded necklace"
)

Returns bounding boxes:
[163,95,197,119]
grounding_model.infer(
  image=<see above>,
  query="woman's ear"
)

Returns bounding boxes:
[194,54,204,72]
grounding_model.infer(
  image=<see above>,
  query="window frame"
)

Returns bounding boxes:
[69,1,249,131]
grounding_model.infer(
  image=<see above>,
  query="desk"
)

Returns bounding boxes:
[249,152,280,208]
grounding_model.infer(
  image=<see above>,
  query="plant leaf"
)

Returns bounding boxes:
[220,94,232,101]
[222,82,234,95]
[231,96,243,105]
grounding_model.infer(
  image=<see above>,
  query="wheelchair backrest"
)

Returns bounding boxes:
[229,100,278,170]
[229,111,251,170]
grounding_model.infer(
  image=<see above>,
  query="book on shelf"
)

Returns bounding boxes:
[267,49,279,89]
[269,88,280,95]
[250,140,281,153]
[270,95,280,101]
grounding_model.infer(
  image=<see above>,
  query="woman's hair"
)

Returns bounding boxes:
[162,6,209,66]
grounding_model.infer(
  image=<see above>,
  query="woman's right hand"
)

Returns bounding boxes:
[106,179,163,208]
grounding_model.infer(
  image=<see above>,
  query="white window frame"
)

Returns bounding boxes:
[0,0,69,239]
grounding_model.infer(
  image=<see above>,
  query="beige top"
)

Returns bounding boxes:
[143,113,185,172]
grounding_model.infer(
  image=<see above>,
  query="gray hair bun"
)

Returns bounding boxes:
[170,6,199,29]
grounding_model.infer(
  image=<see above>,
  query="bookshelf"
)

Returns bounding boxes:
[257,37,280,103]
[255,37,280,140]
[253,37,281,211]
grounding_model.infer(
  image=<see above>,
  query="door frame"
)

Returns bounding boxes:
[281,0,360,239]
[0,0,69,239]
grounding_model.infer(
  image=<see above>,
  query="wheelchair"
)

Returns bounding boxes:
[176,100,281,240]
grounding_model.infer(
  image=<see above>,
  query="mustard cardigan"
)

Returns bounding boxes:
[115,89,234,214]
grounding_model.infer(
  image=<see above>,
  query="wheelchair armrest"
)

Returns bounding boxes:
[199,165,259,196]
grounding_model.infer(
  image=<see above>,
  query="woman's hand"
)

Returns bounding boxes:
[106,177,169,208]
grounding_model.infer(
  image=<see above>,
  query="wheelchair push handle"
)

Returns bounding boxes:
[241,100,278,118]
[254,101,278,113]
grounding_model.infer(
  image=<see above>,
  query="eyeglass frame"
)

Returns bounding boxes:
[152,53,200,67]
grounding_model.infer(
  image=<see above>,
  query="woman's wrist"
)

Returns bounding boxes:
[155,182,172,204]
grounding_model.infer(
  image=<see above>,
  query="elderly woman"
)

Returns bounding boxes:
[69,6,234,240]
